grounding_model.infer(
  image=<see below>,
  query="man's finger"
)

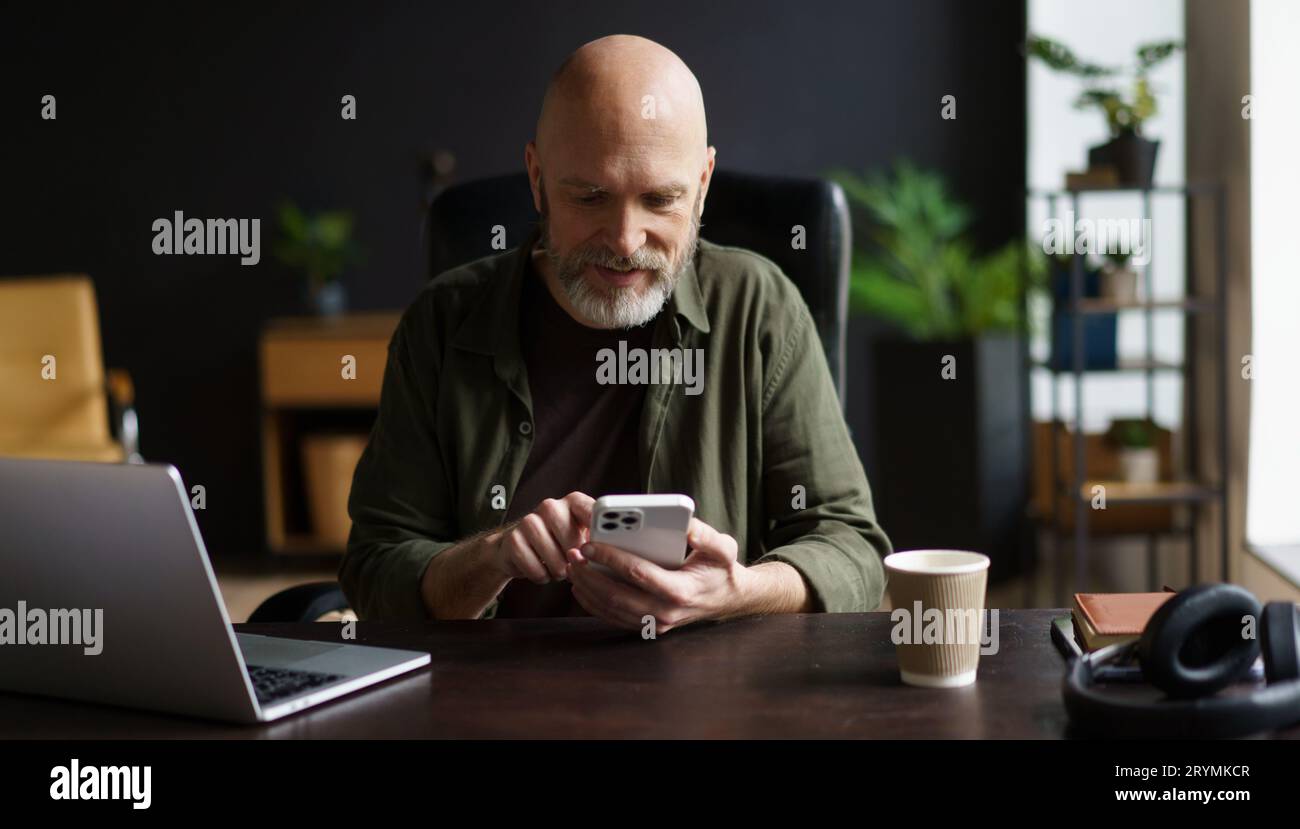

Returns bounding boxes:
[571,571,658,630]
[686,518,738,562]
[564,491,596,531]
[505,527,549,584]
[571,579,638,629]
[579,542,684,603]
[571,553,667,614]
[537,497,583,551]
[519,513,567,580]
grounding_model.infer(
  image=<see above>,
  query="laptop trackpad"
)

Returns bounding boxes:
[237,633,344,667]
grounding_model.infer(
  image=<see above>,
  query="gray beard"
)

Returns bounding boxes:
[538,195,702,329]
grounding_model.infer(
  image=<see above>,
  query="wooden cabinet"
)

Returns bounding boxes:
[259,313,400,554]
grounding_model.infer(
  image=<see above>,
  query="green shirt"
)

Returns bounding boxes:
[340,229,891,620]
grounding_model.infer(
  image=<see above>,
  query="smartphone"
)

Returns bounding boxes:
[588,494,695,572]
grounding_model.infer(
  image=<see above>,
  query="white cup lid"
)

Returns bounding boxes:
[884,549,990,575]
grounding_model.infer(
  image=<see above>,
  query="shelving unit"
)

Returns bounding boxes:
[1026,184,1229,603]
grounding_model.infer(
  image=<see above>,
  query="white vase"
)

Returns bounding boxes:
[309,281,348,316]
[1119,447,1159,484]
[1101,265,1139,304]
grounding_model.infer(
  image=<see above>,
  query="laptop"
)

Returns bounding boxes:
[0,456,430,723]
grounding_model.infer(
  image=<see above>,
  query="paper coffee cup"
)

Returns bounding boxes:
[884,549,990,688]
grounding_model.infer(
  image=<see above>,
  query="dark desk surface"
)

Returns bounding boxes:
[3,609,1296,739]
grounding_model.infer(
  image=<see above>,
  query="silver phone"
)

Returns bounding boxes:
[589,494,695,570]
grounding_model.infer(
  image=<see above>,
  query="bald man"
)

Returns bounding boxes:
[341,35,891,629]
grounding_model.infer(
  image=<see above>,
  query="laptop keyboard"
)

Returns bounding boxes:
[246,664,346,704]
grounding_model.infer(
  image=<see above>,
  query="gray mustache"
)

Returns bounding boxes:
[571,247,671,272]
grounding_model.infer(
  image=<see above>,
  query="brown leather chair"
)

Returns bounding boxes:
[0,274,140,463]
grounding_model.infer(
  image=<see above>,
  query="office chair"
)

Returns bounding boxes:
[251,170,852,622]
[424,170,851,401]
[0,274,141,464]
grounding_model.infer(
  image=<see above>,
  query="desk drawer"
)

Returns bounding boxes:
[261,337,389,406]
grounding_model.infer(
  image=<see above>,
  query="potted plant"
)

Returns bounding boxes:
[1106,417,1160,484]
[273,202,365,316]
[829,162,1044,582]
[832,162,1044,340]
[1099,250,1139,304]
[1027,36,1183,188]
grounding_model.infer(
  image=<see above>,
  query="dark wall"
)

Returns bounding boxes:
[1,1,1025,556]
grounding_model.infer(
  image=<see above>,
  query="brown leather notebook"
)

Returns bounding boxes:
[1071,591,1175,651]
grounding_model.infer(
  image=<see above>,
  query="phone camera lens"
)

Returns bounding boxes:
[601,522,619,531]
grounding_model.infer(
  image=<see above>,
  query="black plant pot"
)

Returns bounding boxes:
[872,335,1029,583]
[1088,131,1160,189]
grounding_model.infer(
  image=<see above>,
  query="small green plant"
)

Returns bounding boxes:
[1102,250,1132,269]
[272,202,364,288]
[1026,35,1183,136]
[828,162,1044,340]
[1106,417,1158,449]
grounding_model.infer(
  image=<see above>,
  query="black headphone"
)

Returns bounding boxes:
[1063,583,1300,738]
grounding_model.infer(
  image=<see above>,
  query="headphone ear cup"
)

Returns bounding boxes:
[1137,583,1261,699]
[1260,601,1300,685]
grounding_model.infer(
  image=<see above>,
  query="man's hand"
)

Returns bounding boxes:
[489,491,594,584]
[567,517,805,633]
[421,497,810,622]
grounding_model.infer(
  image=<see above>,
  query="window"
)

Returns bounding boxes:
[1246,0,1300,547]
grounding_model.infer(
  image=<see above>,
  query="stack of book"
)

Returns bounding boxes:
[1070,590,1175,652]
[1053,589,1267,684]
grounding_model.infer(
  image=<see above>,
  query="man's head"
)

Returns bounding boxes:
[526,35,715,329]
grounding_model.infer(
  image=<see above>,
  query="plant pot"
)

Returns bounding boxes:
[1101,265,1139,304]
[1088,132,1160,189]
[308,281,348,317]
[1118,446,1159,484]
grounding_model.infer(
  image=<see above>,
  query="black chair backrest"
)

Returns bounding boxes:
[425,170,851,402]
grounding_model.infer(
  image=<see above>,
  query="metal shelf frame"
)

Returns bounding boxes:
[1025,184,1230,604]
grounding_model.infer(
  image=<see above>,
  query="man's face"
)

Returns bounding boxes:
[533,139,706,329]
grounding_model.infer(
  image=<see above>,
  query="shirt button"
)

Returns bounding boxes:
[518,421,532,436]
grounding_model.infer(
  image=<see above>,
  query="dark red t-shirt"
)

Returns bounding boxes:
[495,259,656,617]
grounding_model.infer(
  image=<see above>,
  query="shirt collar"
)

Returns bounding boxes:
[668,242,711,335]
[453,227,711,357]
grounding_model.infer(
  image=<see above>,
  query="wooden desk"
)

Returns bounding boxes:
[2,609,1296,739]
